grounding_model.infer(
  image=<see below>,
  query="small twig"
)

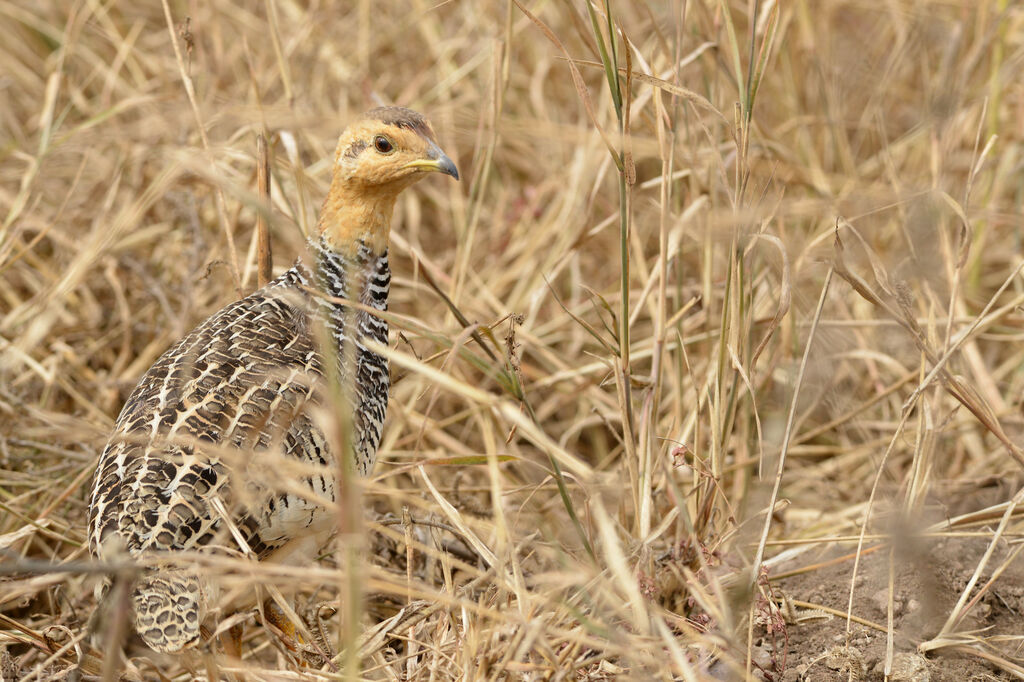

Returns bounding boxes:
[256,132,273,287]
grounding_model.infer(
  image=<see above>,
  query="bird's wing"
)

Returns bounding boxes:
[88,281,334,559]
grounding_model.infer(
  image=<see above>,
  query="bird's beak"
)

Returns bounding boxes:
[404,141,460,180]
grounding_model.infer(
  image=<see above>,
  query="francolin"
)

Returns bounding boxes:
[87,107,458,652]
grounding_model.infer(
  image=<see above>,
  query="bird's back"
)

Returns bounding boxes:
[88,244,391,652]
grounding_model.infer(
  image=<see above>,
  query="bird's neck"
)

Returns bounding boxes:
[316,180,399,258]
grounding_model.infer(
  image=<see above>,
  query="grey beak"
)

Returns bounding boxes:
[434,151,459,181]
[426,139,459,180]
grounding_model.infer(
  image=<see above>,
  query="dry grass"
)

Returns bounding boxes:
[2,0,1024,679]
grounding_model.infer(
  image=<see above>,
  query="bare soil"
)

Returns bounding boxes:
[774,489,1024,681]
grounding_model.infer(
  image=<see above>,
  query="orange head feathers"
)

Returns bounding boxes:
[318,107,458,254]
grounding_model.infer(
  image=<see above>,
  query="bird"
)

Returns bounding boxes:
[87,106,459,653]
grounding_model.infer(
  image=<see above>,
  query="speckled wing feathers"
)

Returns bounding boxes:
[87,240,390,652]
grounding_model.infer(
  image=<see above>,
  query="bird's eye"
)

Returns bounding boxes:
[373,135,394,154]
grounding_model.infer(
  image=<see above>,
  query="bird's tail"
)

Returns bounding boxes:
[132,568,203,653]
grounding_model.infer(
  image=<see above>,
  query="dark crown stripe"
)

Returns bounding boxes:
[364,106,432,139]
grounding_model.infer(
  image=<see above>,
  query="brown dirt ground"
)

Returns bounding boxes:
[772,498,1024,681]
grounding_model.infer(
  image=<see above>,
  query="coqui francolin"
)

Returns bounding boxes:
[87,106,458,653]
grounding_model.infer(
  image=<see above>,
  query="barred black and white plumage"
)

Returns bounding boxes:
[86,106,458,653]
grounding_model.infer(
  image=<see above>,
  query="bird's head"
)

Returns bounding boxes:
[332,106,459,190]
[319,106,458,254]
